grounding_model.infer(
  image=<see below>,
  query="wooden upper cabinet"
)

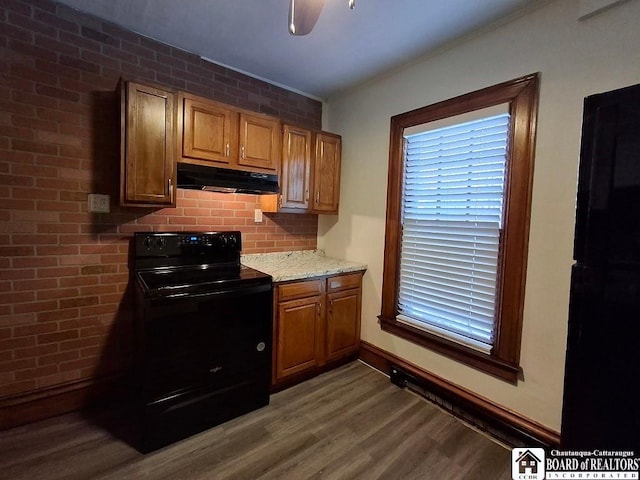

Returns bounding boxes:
[280,125,312,210]
[312,132,341,214]
[180,93,237,165]
[260,128,342,215]
[120,80,176,207]
[178,92,279,173]
[239,113,280,171]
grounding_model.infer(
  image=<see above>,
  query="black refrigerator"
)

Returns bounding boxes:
[561,83,640,451]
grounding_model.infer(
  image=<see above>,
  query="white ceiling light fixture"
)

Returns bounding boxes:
[289,0,355,36]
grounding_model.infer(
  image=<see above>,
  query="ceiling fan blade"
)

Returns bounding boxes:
[289,0,325,36]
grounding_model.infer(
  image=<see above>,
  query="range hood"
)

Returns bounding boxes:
[176,163,279,195]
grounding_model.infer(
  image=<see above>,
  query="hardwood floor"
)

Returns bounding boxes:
[0,361,512,479]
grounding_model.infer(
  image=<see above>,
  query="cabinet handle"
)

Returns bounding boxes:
[241,145,246,159]
[278,194,283,208]
[305,189,309,202]
[316,191,320,204]
[168,178,174,204]
[225,143,230,157]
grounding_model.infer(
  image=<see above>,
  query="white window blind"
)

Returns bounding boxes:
[397,110,510,354]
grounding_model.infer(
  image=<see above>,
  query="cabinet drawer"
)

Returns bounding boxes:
[327,272,362,293]
[278,279,324,301]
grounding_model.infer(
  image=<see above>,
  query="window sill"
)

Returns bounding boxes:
[379,315,520,383]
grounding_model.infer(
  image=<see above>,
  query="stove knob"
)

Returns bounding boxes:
[227,235,238,248]
[218,235,228,247]
[156,237,166,249]
[143,236,154,249]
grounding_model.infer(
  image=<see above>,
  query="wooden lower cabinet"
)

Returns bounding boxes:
[272,272,363,389]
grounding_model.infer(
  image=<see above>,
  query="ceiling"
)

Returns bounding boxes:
[55,0,534,99]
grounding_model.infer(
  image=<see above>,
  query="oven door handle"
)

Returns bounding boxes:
[148,282,272,304]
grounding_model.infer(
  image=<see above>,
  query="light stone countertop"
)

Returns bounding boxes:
[241,250,367,283]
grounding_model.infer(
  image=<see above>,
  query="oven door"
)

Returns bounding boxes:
[135,282,272,451]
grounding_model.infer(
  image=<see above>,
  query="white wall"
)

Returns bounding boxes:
[318,0,640,432]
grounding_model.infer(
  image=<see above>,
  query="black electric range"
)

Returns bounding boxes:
[133,231,273,452]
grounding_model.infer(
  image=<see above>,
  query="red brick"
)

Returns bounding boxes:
[0,246,33,256]
[34,58,81,81]
[80,284,117,297]
[37,106,82,124]
[0,336,36,351]
[36,245,79,256]
[33,10,78,35]
[36,177,82,190]
[36,369,82,388]
[14,364,58,381]
[38,350,79,366]
[79,304,116,317]
[59,296,98,309]
[37,223,79,233]
[37,308,78,322]
[58,276,98,288]
[37,266,80,278]
[11,256,56,268]
[8,38,58,63]
[13,322,57,337]
[2,21,34,43]
[58,356,95,372]
[37,329,79,344]
[0,379,37,397]
[14,343,58,360]
[11,115,57,133]
[35,130,84,147]
[12,234,57,245]
[59,336,103,352]
[0,358,37,374]
[13,278,57,291]
[13,300,57,314]
[36,288,79,301]
[10,63,58,86]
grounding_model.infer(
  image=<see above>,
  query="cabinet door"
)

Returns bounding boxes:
[312,132,341,214]
[121,81,175,207]
[326,288,361,362]
[281,125,312,210]
[239,113,280,171]
[181,95,237,165]
[275,295,322,381]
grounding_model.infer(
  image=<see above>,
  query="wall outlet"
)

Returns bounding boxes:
[254,208,263,223]
[88,194,110,213]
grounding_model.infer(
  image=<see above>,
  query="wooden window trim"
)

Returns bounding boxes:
[379,73,540,383]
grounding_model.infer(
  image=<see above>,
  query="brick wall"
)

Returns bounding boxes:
[0,0,321,414]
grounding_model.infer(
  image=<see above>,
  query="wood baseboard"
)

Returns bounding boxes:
[0,373,126,430]
[359,341,560,448]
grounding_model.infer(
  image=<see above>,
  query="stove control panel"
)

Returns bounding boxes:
[135,231,242,257]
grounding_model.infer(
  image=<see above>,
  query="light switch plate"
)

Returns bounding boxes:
[88,194,110,213]
[254,208,263,223]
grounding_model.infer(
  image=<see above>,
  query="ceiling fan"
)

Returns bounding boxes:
[288,0,355,36]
